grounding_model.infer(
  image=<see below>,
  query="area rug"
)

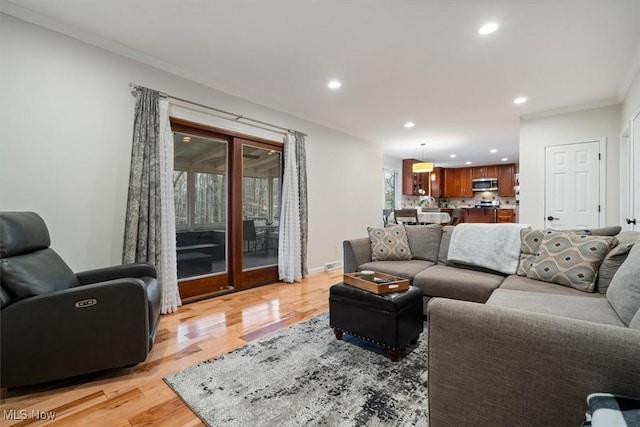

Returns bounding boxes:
[164,312,428,426]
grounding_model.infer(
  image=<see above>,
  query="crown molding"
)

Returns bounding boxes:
[520,98,620,121]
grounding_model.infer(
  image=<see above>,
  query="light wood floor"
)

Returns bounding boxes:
[0,270,342,426]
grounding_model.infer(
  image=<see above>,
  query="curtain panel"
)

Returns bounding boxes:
[278,131,308,282]
[123,88,181,313]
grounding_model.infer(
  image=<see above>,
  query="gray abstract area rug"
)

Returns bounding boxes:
[164,312,428,426]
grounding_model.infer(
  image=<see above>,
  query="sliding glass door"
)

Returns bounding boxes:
[241,144,281,269]
[171,119,282,301]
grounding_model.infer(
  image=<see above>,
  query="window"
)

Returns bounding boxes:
[384,169,398,210]
[195,172,226,225]
[173,133,228,229]
[174,170,188,225]
[242,176,280,220]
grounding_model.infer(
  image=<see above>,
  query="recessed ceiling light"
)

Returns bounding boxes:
[501,157,509,161]
[478,22,499,35]
[465,161,472,165]
[490,149,497,153]
[513,96,528,104]
[327,80,341,89]
[404,122,415,128]
[450,154,457,158]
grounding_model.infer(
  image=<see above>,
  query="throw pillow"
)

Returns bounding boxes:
[517,228,593,277]
[368,225,412,261]
[606,241,640,326]
[526,230,617,292]
[596,231,639,294]
[404,224,442,262]
[517,228,542,276]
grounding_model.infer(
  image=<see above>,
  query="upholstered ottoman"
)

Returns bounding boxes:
[329,283,424,361]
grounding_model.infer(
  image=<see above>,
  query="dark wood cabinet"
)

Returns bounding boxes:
[403,159,447,197]
[471,165,498,179]
[430,167,444,198]
[458,167,473,197]
[443,167,472,198]
[464,208,496,223]
[498,163,516,197]
[496,208,515,223]
[406,162,512,199]
[402,159,418,195]
[443,168,456,197]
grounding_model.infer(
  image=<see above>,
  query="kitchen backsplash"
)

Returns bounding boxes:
[401,192,517,209]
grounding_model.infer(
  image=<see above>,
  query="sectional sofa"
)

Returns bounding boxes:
[342,223,640,426]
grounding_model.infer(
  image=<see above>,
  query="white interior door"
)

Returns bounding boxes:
[620,125,631,230]
[544,141,600,229]
[630,111,640,230]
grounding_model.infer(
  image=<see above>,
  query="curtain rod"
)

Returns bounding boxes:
[129,83,307,137]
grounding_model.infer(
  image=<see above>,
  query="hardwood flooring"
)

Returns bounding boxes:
[0,270,342,426]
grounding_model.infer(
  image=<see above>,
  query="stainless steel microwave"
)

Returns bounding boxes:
[472,178,498,192]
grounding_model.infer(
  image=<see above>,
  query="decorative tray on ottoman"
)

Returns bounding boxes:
[343,272,409,295]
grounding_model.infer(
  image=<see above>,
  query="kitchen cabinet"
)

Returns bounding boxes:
[496,209,515,223]
[402,159,436,196]
[443,168,456,197]
[429,167,444,198]
[459,167,473,197]
[464,208,496,223]
[402,159,419,196]
[471,165,498,179]
[443,167,473,198]
[498,163,516,197]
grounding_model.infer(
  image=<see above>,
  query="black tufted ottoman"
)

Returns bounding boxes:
[329,282,424,361]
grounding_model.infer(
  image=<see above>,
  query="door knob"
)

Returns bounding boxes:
[626,218,637,225]
[547,216,559,221]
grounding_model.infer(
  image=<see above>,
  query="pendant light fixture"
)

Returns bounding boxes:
[413,143,434,173]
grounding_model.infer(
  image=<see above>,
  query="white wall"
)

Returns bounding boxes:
[622,68,640,128]
[519,104,621,229]
[0,14,383,272]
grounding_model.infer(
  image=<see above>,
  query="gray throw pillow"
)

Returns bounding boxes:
[526,231,616,293]
[517,228,542,276]
[517,228,593,277]
[438,226,456,265]
[368,225,412,261]
[597,231,639,294]
[606,241,640,326]
[404,224,442,262]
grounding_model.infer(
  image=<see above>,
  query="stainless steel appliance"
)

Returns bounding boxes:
[474,200,500,208]
[472,178,498,192]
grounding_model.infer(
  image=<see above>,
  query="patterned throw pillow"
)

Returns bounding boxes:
[368,225,412,261]
[517,228,592,276]
[517,228,543,276]
[526,230,617,292]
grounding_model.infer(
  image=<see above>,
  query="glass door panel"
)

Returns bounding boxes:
[241,144,281,271]
[173,130,230,300]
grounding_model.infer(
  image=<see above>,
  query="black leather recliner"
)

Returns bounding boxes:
[0,211,162,388]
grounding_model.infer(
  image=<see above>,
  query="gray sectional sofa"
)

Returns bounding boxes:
[343,223,640,426]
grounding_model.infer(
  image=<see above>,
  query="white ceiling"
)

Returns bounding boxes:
[4,0,640,167]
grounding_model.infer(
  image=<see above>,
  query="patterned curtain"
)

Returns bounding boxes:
[278,131,308,282]
[123,87,181,313]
